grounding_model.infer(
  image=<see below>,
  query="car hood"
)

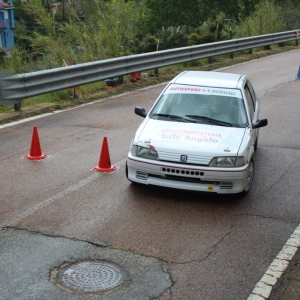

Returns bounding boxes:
[135,119,246,161]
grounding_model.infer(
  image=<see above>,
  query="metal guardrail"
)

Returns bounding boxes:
[0,29,299,106]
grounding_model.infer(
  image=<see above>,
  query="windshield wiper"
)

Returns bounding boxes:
[152,113,196,123]
[186,115,233,127]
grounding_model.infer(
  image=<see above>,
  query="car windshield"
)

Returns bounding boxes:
[149,84,248,127]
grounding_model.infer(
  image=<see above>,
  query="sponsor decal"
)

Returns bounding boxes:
[139,141,156,150]
[160,128,221,144]
[161,128,222,138]
[161,133,219,144]
[212,89,236,96]
[169,86,202,92]
[164,84,242,98]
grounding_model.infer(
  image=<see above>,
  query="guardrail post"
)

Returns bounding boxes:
[263,45,271,50]
[117,76,123,84]
[151,68,159,77]
[14,101,21,111]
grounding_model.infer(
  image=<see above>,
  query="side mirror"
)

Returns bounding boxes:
[253,118,268,129]
[135,106,147,118]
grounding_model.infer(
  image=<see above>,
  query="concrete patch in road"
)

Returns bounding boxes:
[0,228,171,300]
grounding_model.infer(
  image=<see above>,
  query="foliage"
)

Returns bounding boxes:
[137,0,203,35]
[3,47,27,73]
[156,26,190,50]
[137,0,263,36]
[0,0,298,74]
[273,0,300,30]
[224,0,261,20]
[187,15,227,46]
[238,0,282,37]
[128,34,157,53]
[9,0,144,69]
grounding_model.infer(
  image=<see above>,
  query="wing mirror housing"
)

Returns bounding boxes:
[135,106,147,118]
[253,118,268,129]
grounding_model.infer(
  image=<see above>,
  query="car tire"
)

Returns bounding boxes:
[240,158,254,196]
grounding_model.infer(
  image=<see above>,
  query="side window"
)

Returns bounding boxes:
[247,80,257,108]
[244,83,254,121]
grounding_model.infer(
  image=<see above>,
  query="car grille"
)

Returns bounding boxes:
[158,151,211,165]
[219,182,233,189]
[136,171,148,180]
[161,167,204,177]
[135,171,233,190]
[162,174,215,184]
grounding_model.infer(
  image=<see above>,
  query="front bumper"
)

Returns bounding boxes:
[127,154,249,194]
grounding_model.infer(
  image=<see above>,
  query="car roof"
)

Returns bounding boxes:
[171,71,245,89]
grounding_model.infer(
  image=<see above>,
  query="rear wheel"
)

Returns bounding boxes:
[240,158,254,196]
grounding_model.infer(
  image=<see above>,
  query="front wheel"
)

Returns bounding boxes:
[240,158,254,196]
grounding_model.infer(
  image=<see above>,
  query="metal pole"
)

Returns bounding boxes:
[14,101,21,111]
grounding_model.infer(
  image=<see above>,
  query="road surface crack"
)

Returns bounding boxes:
[3,226,111,247]
[171,224,235,266]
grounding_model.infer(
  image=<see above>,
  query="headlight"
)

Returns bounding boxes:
[209,156,245,167]
[131,145,159,160]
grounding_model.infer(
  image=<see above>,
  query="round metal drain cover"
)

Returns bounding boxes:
[57,261,125,293]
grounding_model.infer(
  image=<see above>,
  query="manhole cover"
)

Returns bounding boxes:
[57,261,125,293]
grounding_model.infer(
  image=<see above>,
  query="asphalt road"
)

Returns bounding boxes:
[1,50,300,300]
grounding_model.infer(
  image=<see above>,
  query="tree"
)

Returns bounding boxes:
[273,0,300,30]
[138,0,203,35]
[239,0,282,37]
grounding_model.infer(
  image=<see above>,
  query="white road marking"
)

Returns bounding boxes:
[2,158,127,227]
[247,226,300,299]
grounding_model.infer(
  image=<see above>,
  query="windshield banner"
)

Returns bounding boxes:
[165,84,242,98]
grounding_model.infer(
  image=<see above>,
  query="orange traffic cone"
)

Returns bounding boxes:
[25,126,48,160]
[93,136,116,172]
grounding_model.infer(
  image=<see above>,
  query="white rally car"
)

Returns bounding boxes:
[126,71,268,194]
